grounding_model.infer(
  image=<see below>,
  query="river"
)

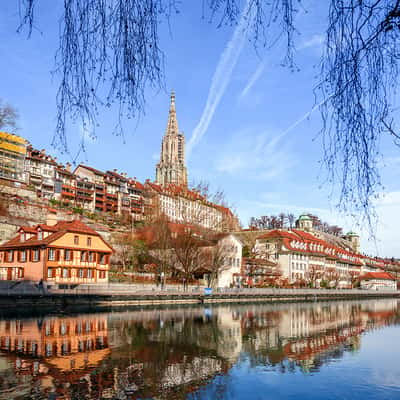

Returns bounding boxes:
[0,299,399,399]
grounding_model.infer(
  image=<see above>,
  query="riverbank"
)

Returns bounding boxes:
[0,286,398,312]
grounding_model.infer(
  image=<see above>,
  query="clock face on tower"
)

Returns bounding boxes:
[156,91,188,187]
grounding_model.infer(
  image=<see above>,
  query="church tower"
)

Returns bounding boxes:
[155,91,188,186]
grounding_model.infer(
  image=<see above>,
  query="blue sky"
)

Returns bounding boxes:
[1,1,399,257]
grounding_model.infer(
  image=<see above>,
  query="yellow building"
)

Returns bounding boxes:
[0,131,27,182]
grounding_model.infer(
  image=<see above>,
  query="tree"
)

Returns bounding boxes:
[169,226,209,290]
[16,0,400,222]
[146,214,174,287]
[112,232,147,271]
[0,99,18,131]
[306,265,322,288]
[204,240,230,288]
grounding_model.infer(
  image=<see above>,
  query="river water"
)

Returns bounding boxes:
[0,299,399,399]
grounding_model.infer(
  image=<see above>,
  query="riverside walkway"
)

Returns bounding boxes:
[0,281,398,311]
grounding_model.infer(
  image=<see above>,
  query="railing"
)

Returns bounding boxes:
[0,281,398,297]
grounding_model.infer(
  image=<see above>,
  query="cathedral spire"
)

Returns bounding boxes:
[155,91,188,187]
[165,90,179,137]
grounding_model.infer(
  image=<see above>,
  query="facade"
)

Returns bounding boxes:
[24,146,58,199]
[360,272,397,290]
[254,223,399,288]
[255,228,363,287]
[214,234,243,288]
[155,92,188,187]
[0,132,27,182]
[145,180,239,231]
[0,219,112,283]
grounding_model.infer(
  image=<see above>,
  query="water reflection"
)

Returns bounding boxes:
[0,299,398,399]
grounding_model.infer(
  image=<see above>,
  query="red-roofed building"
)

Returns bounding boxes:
[144,181,239,232]
[360,271,397,290]
[0,219,112,283]
[255,228,363,288]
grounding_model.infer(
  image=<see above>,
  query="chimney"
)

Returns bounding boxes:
[66,162,71,172]
[46,210,58,226]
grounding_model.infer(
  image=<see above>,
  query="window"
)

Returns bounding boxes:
[88,252,94,262]
[47,268,53,278]
[99,270,106,279]
[99,253,106,264]
[87,237,91,247]
[79,269,84,278]
[7,250,13,262]
[64,249,71,261]
[20,250,26,262]
[80,251,86,262]
[48,248,55,261]
[33,249,40,262]
[87,269,92,279]
[74,235,79,245]
[37,231,43,240]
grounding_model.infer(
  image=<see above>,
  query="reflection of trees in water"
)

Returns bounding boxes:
[0,301,399,398]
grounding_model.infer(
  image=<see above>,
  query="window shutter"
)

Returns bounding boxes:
[56,250,60,261]
[17,251,20,262]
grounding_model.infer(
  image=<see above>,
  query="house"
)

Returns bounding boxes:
[0,219,113,283]
[359,272,397,291]
[213,233,243,288]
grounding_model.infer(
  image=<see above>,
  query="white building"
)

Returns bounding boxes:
[360,272,397,291]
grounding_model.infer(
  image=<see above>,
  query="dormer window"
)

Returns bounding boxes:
[38,231,43,240]
[20,232,25,242]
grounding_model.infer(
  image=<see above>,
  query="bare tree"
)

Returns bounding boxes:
[202,239,230,288]
[111,232,148,271]
[319,1,400,226]
[15,1,400,222]
[0,99,18,131]
[147,214,174,286]
[306,265,322,288]
[170,226,209,290]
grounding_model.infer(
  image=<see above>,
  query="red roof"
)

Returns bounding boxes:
[257,229,362,265]
[360,272,396,281]
[0,220,110,250]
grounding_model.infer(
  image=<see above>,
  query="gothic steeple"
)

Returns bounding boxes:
[155,92,188,186]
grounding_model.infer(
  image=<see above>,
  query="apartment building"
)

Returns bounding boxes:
[254,215,399,287]
[0,219,112,283]
[0,132,27,182]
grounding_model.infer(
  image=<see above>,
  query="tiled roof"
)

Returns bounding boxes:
[19,226,37,233]
[257,229,363,265]
[0,220,104,249]
[360,272,396,281]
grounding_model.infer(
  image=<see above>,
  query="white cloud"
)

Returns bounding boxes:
[187,0,255,157]
[298,34,324,50]
[215,128,296,180]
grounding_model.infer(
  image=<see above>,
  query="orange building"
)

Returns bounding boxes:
[0,219,113,283]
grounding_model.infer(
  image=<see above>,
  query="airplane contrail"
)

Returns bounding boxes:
[187,0,255,158]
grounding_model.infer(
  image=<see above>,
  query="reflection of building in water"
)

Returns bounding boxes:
[162,356,222,387]
[0,315,109,398]
[0,301,399,399]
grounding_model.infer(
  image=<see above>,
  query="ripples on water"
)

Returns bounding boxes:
[0,300,399,399]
